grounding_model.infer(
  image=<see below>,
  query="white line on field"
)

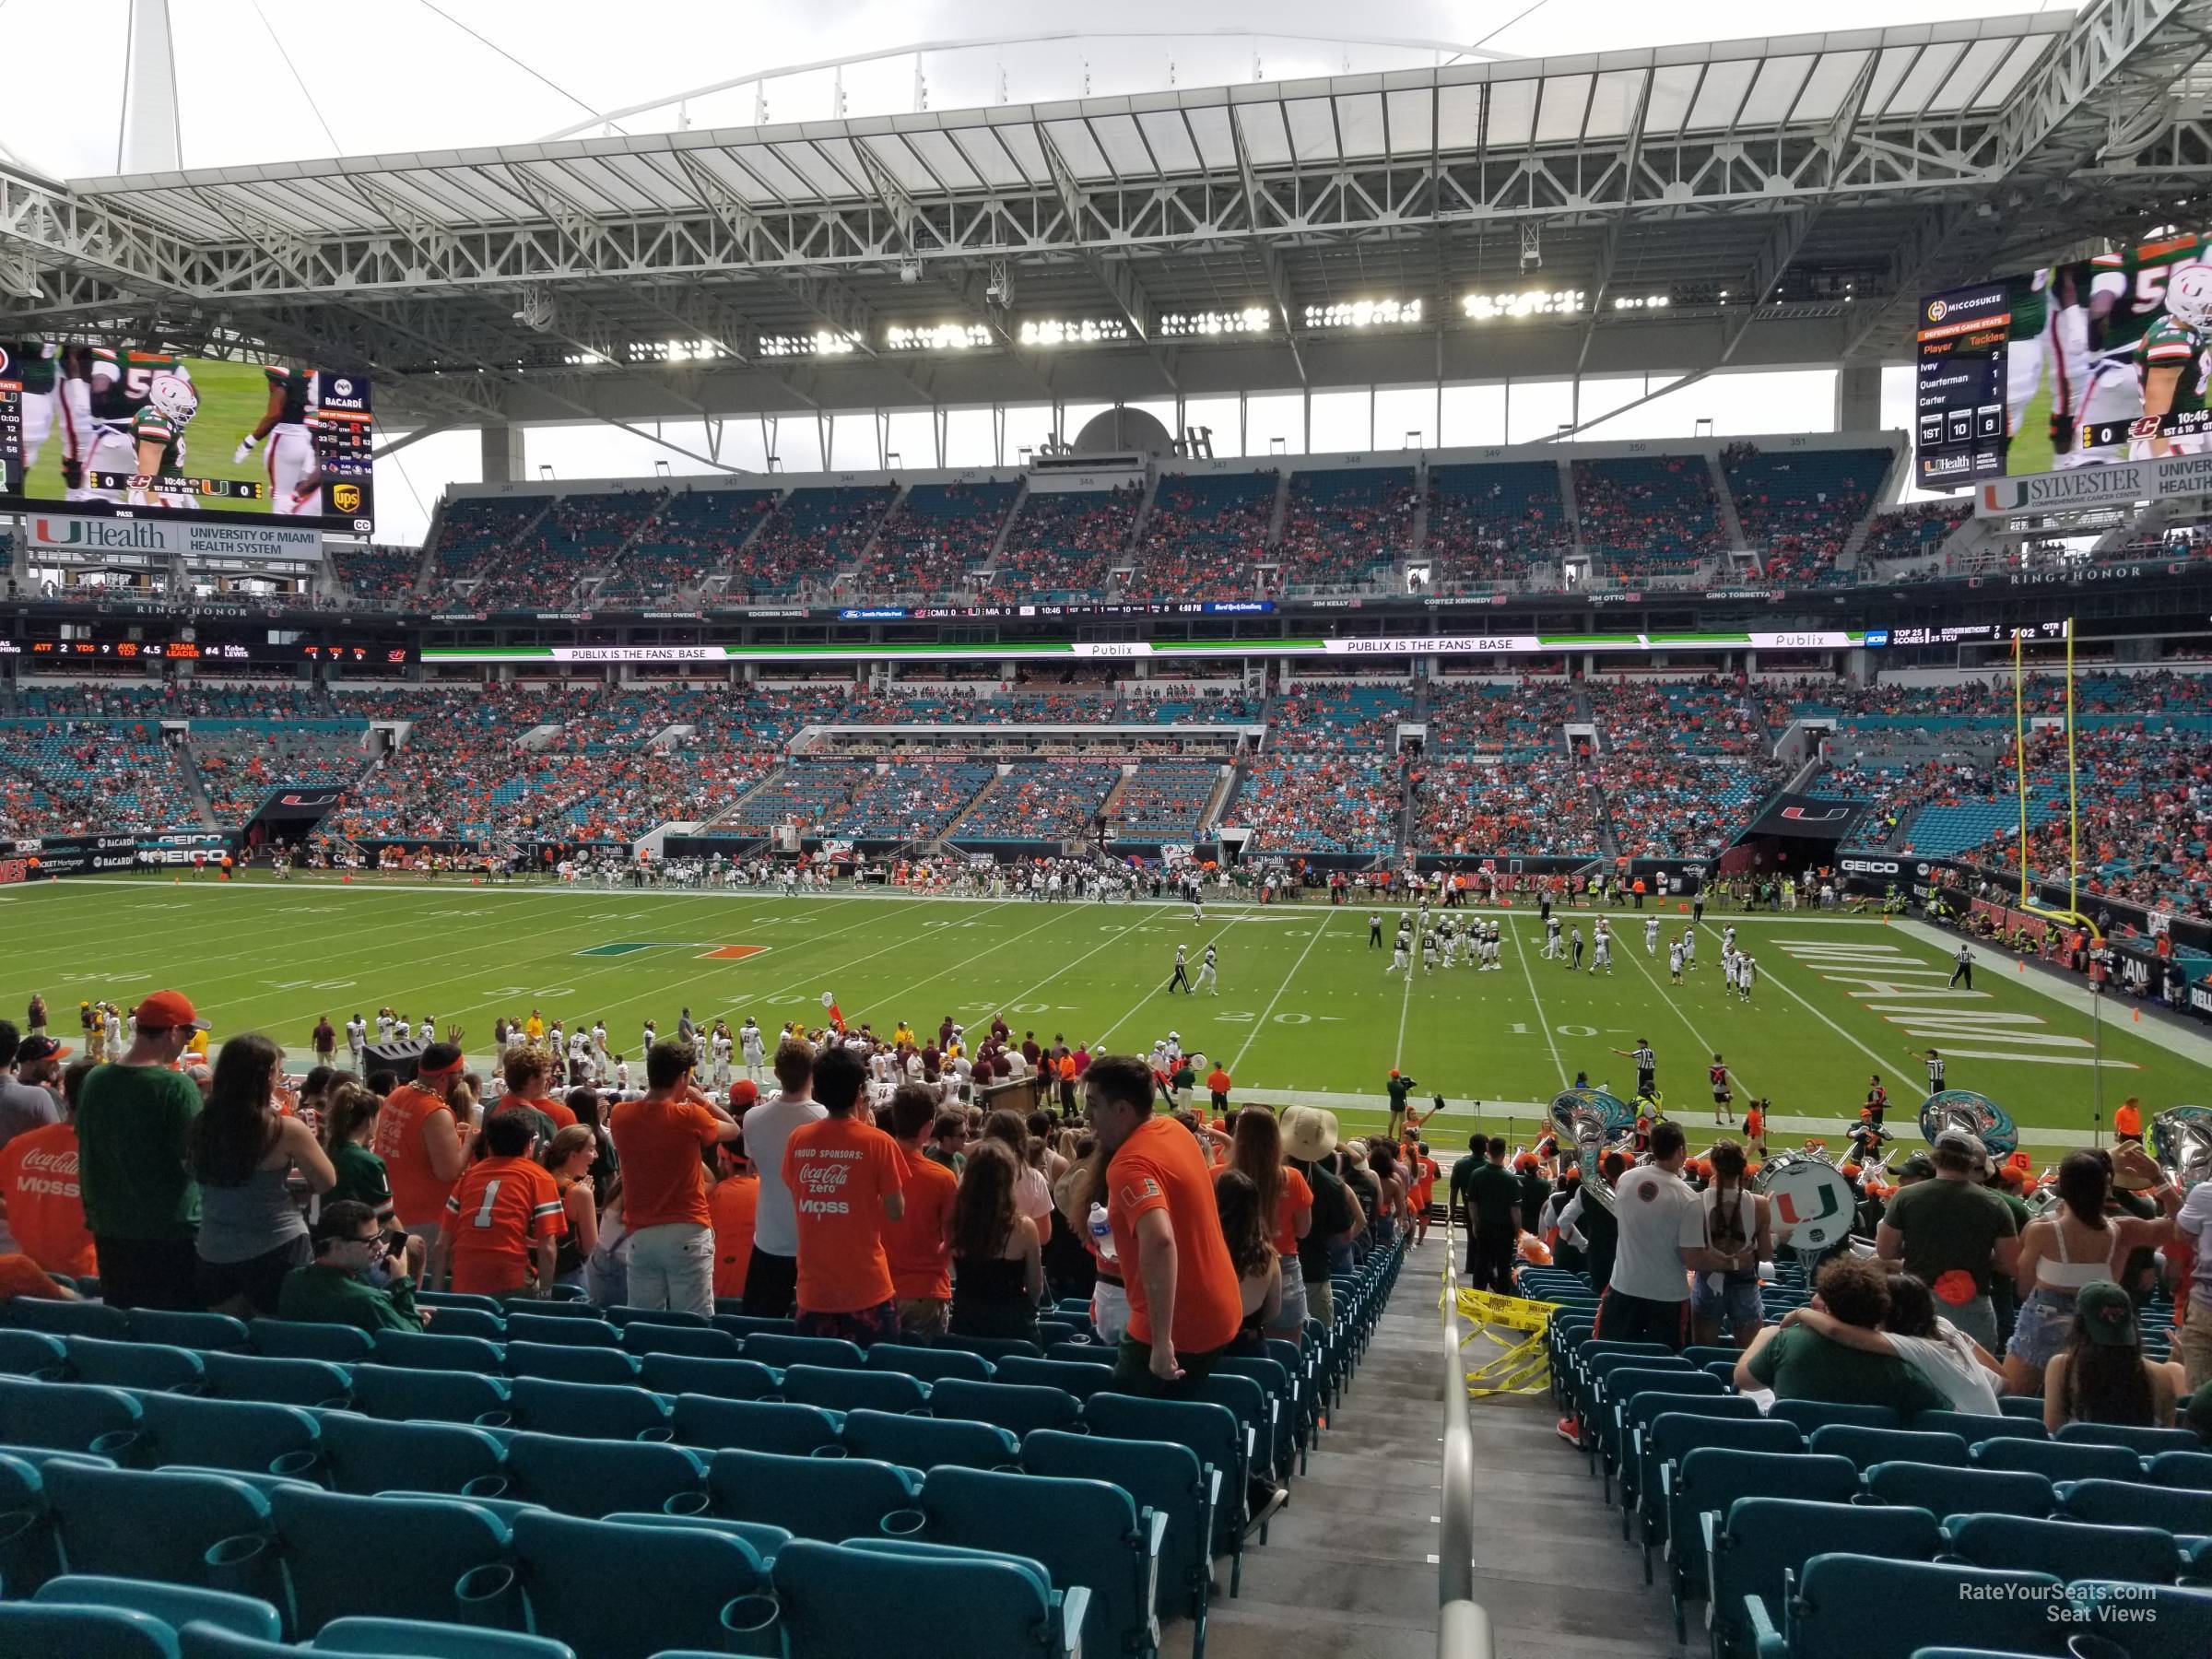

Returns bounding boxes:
[1089,914,1245,1051]
[1698,920,1898,1080]
[1504,912,1567,1094]
[1231,908,1335,1075]
[1616,917,1757,1105]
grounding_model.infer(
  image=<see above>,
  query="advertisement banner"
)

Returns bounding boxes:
[1971,453,2212,517]
[0,830,230,881]
[1747,794,1867,839]
[27,512,326,560]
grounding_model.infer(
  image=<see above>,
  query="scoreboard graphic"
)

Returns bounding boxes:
[0,344,375,535]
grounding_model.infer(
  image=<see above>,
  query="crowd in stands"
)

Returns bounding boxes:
[823,762,999,840]
[1425,679,1579,752]
[1595,753,1788,858]
[1240,752,1403,855]
[1856,500,1971,572]
[599,488,784,604]
[737,485,898,597]
[471,491,664,612]
[1723,445,1889,585]
[1276,466,1417,587]
[327,544,420,601]
[423,497,548,600]
[186,721,373,825]
[988,485,1140,597]
[853,481,1019,597]
[956,763,1123,841]
[1107,761,1224,840]
[1589,678,1766,756]
[1573,455,1726,579]
[1424,461,1568,583]
[0,720,200,837]
[1413,756,1601,855]
[1128,472,1277,600]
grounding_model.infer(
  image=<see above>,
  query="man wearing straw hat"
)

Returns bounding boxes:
[1283,1106,1356,1327]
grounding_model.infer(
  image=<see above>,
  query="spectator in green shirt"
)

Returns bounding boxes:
[1736,1254,1948,1416]
[277,1199,429,1333]
[76,989,205,1311]
[1876,1129,2020,1354]
[1385,1071,1417,1140]
[321,1081,395,1227]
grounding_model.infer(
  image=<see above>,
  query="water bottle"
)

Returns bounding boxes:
[1088,1202,1116,1263]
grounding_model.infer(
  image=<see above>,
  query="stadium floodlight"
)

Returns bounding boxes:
[1157,307,1270,337]
[1610,294,1671,312]
[1018,316,1130,347]
[884,323,993,351]
[1463,289,1584,322]
[757,330,863,359]
[1303,298,1422,329]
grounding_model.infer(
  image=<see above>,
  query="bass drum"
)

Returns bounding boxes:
[1753,1150,1858,1253]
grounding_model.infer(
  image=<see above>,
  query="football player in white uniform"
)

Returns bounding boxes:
[235,365,322,514]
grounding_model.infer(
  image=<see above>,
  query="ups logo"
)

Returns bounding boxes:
[329,482,361,512]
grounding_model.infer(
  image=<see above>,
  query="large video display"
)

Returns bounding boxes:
[1917,232,2212,488]
[0,342,373,534]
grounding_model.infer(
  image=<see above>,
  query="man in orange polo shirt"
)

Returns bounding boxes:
[373,1044,474,1255]
[880,1081,958,1337]
[1084,1053,1241,1395]
[709,1081,761,1300]
[610,1039,743,1316]
[782,1047,906,1347]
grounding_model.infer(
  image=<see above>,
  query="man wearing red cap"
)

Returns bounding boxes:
[76,990,205,1309]
[373,1042,476,1258]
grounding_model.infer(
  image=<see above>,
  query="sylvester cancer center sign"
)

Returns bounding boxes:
[1973,453,2212,517]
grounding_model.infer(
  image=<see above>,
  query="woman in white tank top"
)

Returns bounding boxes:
[2005,1147,2177,1396]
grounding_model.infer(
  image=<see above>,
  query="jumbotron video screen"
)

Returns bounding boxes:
[0,341,374,533]
[1915,229,2212,488]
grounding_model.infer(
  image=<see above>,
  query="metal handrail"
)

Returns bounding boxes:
[1437,1208,1498,1659]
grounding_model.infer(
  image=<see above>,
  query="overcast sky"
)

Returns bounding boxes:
[2,1,2057,540]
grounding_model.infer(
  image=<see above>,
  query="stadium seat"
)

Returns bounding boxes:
[133,1394,322,1479]
[1664,1449,1861,1632]
[779,1363,928,1415]
[2148,1449,2212,1490]
[2054,1420,2201,1455]
[635,1354,779,1402]
[839,1407,1018,1472]
[500,1509,776,1659]
[64,1335,206,1394]
[2058,1477,2212,1535]
[500,1430,703,1518]
[8,1298,131,1340]
[254,1488,511,1636]
[1945,1511,2183,1584]
[314,1617,577,1658]
[504,1376,670,1440]
[1806,1425,1971,1472]
[1766,1401,1900,1434]
[620,1323,741,1361]
[199,1353,353,1410]
[1908,1410,2044,1444]
[128,1312,253,1353]
[600,1511,791,1562]
[1706,1500,1942,1659]
[670,1395,841,1456]
[1621,1394,1770,1532]
[44,1462,278,1595]
[606,1306,712,1329]
[501,1312,618,1348]
[1972,1437,2144,1482]
[1084,1394,1250,1562]
[867,1344,994,1383]
[348,1364,512,1427]
[1023,1429,1216,1646]
[0,1376,144,1453]
[423,1308,507,1342]
[994,1357,1116,1399]
[248,1321,373,1364]
[938,1335,1043,1362]
[1863,1461,2056,1522]
[701,1447,919,1542]
[1634,1411,1800,1571]
[0,1329,68,1377]
[742,1334,865,1371]
[318,1413,509,1498]
[770,1537,1081,1659]
[500,1342,641,1386]
[1743,1554,2064,1659]
[0,1448,64,1591]
[372,1330,504,1374]
[0,1599,183,1658]
[888,1465,1163,1659]
[2068,1581,2212,1650]
[926,1379,1083,1439]
[32,1575,281,1642]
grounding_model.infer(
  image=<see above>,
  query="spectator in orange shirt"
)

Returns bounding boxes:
[1086,1053,1242,1394]
[609,1039,742,1316]
[0,1055,98,1278]
[782,1047,906,1347]
[373,1044,475,1250]
[2115,1098,2144,1144]
[491,1047,578,1149]
[708,1139,759,1301]
[432,1112,564,1297]
[1222,1107,1312,1341]
[1206,1064,1233,1112]
[881,1082,958,1337]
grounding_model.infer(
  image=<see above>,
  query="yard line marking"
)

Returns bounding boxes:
[1231,908,1335,1075]
[1617,919,1758,1107]
[1504,913,1567,1095]
[1697,920,1899,1083]
[838,902,1128,1031]
[1090,915,1245,1051]
[963,907,1167,1034]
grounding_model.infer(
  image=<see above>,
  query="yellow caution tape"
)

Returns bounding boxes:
[1452,1287,1560,1397]
[1453,1288,1559,1333]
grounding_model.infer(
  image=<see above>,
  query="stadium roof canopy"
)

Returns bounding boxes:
[6,2,2212,431]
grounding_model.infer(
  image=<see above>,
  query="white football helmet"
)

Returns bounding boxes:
[147,372,199,424]
[2166,263,2212,331]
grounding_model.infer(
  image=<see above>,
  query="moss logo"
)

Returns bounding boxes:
[1925,299,1947,323]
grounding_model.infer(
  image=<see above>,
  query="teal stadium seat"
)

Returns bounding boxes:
[499,1430,703,1517]
[498,1509,777,1659]
[1745,1555,2064,1659]
[0,1599,183,1658]
[770,1537,1082,1659]
[1862,1461,2055,1521]
[33,1575,281,1641]
[702,1447,919,1541]
[1942,1511,2182,1585]
[1706,1500,1942,1659]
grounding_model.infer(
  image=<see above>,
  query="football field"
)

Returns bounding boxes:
[3,875,2200,1155]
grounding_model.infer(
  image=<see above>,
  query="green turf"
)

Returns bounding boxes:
[4,876,2190,1152]
[21,356,279,512]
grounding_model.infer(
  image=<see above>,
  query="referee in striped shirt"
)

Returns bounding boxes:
[1612,1041,1657,1100]
[1909,1047,1945,1094]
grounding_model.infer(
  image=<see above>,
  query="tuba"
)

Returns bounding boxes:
[2149,1105,2212,1192]
[1549,1087,1639,1213]
[1918,1089,2018,1163]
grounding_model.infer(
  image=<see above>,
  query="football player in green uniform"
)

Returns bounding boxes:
[2065,232,2212,465]
[2134,261,2212,458]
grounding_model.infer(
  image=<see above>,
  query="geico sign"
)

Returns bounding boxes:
[135,847,218,866]
[1842,858,1900,876]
